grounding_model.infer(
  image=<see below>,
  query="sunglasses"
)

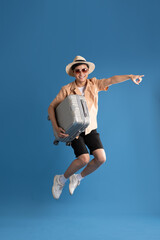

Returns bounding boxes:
[74,68,89,74]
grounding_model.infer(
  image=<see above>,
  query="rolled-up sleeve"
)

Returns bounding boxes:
[92,77,109,92]
[49,86,67,109]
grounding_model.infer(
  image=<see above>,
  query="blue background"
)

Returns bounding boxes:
[1,0,160,239]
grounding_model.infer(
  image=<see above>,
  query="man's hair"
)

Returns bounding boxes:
[71,63,89,71]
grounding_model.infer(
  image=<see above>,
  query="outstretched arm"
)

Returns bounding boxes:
[104,74,144,86]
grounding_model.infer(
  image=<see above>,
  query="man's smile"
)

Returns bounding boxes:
[79,75,86,79]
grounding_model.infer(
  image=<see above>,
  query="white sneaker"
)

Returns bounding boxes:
[69,174,80,195]
[52,175,65,199]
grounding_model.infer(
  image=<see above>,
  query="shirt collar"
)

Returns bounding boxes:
[70,79,90,94]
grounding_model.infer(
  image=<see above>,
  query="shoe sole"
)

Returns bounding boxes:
[69,182,73,195]
[52,176,59,200]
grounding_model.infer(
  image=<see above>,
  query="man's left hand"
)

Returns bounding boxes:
[130,74,144,85]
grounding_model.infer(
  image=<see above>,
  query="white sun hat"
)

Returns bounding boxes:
[66,55,95,77]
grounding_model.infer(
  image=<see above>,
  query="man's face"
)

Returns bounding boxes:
[73,64,89,84]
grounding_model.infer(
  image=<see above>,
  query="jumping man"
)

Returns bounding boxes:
[48,56,144,199]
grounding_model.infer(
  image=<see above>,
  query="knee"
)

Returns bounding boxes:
[93,149,106,165]
[97,155,106,165]
[78,154,90,166]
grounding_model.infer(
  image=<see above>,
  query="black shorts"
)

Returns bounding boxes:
[71,129,104,158]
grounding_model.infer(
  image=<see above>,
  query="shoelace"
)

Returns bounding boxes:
[55,179,64,192]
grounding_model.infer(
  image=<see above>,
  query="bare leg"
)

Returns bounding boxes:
[64,153,90,179]
[81,149,106,177]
